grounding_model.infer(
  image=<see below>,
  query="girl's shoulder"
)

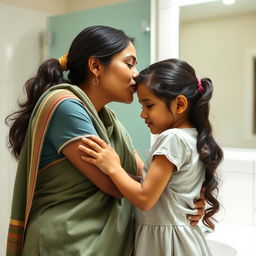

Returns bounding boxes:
[151,129,196,170]
[158,128,197,142]
[153,128,197,155]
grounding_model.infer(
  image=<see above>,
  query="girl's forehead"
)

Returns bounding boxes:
[137,84,155,100]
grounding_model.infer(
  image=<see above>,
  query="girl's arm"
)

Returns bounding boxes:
[62,140,123,199]
[62,141,143,199]
[79,136,174,210]
[134,151,144,176]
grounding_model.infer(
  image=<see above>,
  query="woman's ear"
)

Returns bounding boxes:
[173,95,188,114]
[88,57,101,77]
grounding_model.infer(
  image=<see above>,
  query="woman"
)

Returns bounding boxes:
[6,25,204,256]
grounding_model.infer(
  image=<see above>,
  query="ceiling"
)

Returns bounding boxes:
[0,0,255,20]
[180,0,256,22]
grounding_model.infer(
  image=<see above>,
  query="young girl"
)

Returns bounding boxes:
[78,58,223,255]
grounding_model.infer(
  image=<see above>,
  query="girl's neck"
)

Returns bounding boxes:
[172,119,193,129]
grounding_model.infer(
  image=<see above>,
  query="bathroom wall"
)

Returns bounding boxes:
[180,12,256,228]
[0,0,129,14]
[0,3,47,254]
[180,12,256,149]
[47,0,151,160]
[66,0,129,12]
[0,0,67,14]
[217,148,256,226]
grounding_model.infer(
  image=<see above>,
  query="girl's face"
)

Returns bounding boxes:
[99,42,138,104]
[137,83,176,134]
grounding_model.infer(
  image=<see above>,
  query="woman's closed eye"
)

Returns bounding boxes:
[126,63,134,69]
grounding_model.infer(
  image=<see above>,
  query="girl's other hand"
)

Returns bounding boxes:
[78,136,121,175]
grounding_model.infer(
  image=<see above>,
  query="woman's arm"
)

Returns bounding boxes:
[187,187,206,225]
[79,136,174,210]
[49,99,123,199]
[62,139,123,199]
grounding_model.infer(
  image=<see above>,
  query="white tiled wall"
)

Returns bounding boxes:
[217,148,256,226]
[0,3,47,254]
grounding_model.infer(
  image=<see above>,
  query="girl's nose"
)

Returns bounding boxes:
[140,109,146,119]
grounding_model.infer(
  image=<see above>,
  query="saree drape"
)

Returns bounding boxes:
[6,84,137,256]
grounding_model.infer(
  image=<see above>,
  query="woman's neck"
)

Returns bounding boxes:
[79,83,109,112]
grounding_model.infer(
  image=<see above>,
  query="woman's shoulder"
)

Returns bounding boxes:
[56,98,87,112]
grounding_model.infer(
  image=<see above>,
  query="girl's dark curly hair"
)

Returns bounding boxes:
[136,58,223,229]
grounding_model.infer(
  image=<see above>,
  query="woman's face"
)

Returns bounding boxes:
[99,42,138,104]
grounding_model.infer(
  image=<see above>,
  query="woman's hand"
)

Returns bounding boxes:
[187,187,206,226]
[78,136,121,175]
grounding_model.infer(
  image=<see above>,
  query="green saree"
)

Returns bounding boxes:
[6,84,137,256]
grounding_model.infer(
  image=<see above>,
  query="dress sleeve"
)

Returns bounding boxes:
[151,131,190,172]
[47,99,99,153]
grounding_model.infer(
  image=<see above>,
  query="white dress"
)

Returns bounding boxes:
[134,128,212,256]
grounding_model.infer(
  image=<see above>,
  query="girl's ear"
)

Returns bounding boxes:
[88,57,101,77]
[173,95,188,114]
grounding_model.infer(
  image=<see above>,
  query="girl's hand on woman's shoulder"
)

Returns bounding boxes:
[78,136,121,175]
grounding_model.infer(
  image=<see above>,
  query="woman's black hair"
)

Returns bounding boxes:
[5,25,134,159]
[136,58,223,230]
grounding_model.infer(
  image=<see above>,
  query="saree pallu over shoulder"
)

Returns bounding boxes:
[6,84,137,256]
[6,89,80,256]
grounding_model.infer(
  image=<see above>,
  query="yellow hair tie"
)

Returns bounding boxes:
[58,53,68,71]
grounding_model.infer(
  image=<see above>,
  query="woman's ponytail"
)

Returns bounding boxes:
[5,58,67,159]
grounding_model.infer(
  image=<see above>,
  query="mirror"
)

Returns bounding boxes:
[179,0,256,149]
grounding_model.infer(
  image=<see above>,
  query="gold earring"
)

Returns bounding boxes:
[92,76,99,86]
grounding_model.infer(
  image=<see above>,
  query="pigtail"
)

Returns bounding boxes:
[5,58,67,159]
[191,78,223,229]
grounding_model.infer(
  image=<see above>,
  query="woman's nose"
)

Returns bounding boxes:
[132,67,139,78]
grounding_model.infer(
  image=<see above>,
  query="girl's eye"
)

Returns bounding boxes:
[146,104,154,108]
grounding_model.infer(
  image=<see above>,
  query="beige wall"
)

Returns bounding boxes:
[0,0,129,14]
[180,12,256,148]
[0,0,67,14]
[67,0,129,13]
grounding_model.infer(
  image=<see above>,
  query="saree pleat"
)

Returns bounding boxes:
[6,84,137,256]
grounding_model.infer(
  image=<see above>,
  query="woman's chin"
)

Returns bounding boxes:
[122,95,134,104]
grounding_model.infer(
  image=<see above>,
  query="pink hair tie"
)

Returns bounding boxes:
[197,79,204,93]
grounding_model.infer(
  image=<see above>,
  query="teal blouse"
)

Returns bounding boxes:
[40,98,134,169]
[39,99,98,169]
